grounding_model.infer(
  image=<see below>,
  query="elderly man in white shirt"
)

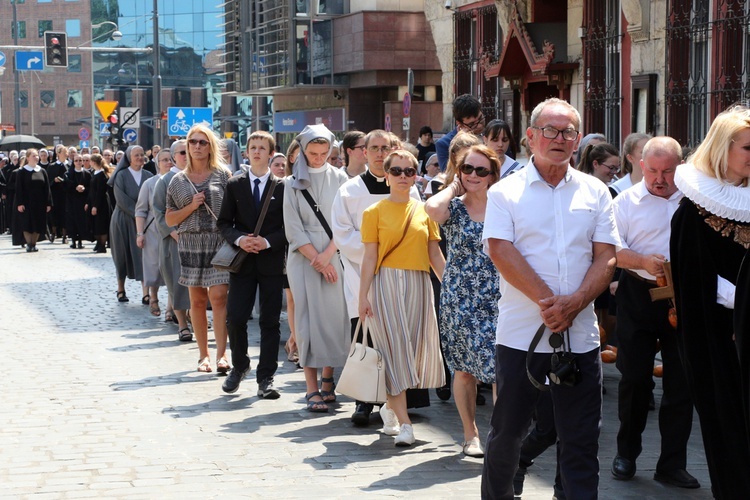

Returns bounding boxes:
[480,98,619,500]
[610,136,699,489]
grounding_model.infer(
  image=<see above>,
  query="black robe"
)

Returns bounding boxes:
[87,171,112,236]
[46,161,67,233]
[670,197,750,499]
[14,167,52,235]
[64,169,92,240]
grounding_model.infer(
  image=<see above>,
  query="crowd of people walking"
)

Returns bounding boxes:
[2,96,750,500]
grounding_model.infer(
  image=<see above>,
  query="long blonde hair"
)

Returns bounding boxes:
[689,104,750,186]
[444,130,482,186]
[185,123,228,174]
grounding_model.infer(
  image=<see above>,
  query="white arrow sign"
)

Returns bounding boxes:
[27,57,41,69]
[176,109,186,120]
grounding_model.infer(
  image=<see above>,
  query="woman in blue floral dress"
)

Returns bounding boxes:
[426,144,503,458]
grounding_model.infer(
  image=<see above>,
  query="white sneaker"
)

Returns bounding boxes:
[462,437,484,457]
[394,423,415,447]
[380,404,400,436]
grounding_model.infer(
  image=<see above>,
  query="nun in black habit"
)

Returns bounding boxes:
[14,149,52,252]
[65,155,92,248]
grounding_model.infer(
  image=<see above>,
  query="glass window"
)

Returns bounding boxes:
[40,90,55,108]
[12,0,26,4]
[38,20,52,38]
[67,90,82,107]
[68,55,81,72]
[65,19,80,37]
[20,91,28,108]
[12,21,26,39]
[38,0,52,3]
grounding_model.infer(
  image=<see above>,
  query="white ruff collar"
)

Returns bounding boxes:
[675,163,750,222]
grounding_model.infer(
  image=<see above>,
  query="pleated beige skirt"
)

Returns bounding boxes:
[367,267,446,395]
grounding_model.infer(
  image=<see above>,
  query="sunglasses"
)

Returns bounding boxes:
[188,139,209,147]
[460,164,492,177]
[388,166,417,177]
[175,150,187,156]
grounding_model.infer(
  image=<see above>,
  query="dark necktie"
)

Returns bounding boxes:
[253,178,261,209]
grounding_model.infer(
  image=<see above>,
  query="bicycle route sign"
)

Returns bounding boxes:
[167,107,213,137]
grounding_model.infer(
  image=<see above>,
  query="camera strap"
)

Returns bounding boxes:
[526,324,550,392]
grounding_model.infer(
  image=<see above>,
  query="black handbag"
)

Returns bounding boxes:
[212,176,277,273]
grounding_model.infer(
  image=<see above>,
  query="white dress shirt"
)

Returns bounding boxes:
[482,160,620,353]
[233,169,272,248]
[613,181,682,280]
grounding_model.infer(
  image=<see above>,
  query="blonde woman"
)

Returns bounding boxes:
[166,124,231,373]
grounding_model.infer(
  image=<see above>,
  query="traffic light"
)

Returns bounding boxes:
[108,113,127,149]
[44,31,68,68]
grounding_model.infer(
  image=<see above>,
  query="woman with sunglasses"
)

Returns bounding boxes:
[577,142,621,185]
[65,153,92,249]
[425,144,502,457]
[359,150,446,446]
[166,125,232,373]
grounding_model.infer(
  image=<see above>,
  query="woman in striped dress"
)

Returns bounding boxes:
[359,150,446,447]
[166,124,231,373]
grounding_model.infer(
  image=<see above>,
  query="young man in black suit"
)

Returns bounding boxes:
[218,131,286,398]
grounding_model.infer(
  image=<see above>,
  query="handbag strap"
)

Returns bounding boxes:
[350,317,376,355]
[380,201,418,263]
[253,175,277,236]
[526,323,550,392]
[300,188,333,240]
[185,175,218,220]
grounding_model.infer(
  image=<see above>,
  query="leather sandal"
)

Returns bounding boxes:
[197,357,212,372]
[116,291,129,303]
[216,358,231,374]
[149,299,161,317]
[141,294,150,305]
[305,392,329,413]
[320,376,336,403]
[178,327,193,342]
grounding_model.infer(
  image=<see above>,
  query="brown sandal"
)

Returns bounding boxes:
[150,299,161,317]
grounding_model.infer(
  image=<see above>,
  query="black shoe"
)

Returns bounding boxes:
[436,384,451,401]
[77,241,83,249]
[654,469,700,489]
[257,377,280,399]
[351,402,374,426]
[476,392,486,406]
[222,367,248,394]
[513,466,526,495]
[70,242,76,249]
[612,455,636,480]
[31,246,38,252]
[552,484,567,500]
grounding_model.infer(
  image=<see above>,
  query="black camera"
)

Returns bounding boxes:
[549,351,581,387]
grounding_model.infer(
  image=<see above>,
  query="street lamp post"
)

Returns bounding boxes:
[152,0,162,146]
[89,21,122,149]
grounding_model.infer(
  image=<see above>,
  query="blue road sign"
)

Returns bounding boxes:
[15,51,44,71]
[79,140,89,149]
[167,107,213,137]
[99,122,111,137]
[122,128,138,143]
[0,51,6,67]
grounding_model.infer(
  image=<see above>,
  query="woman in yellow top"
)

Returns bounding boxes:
[359,150,446,447]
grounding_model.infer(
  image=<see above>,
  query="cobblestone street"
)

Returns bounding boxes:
[0,234,712,499]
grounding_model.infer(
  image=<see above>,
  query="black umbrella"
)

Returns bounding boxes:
[0,134,46,151]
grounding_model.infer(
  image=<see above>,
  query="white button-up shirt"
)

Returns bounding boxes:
[613,181,682,280]
[482,161,620,353]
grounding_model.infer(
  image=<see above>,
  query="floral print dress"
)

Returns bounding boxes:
[439,198,501,384]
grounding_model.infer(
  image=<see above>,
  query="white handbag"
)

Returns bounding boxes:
[337,318,387,404]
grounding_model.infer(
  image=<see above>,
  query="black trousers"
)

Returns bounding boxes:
[481,345,601,500]
[615,272,693,471]
[519,390,561,493]
[226,271,283,382]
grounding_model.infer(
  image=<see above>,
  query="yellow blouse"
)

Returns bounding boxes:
[361,198,441,273]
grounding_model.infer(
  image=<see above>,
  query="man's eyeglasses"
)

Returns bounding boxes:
[600,163,620,172]
[188,139,209,147]
[367,146,392,154]
[351,145,366,151]
[460,112,485,131]
[459,164,492,177]
[387,166,417,177]
[532,126,579,141]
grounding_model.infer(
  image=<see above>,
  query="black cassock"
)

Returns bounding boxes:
[671,197,750,499]
[14,167,52,235]
[87,171,112,236]
[46,161,67,234]
[65,169,92,241]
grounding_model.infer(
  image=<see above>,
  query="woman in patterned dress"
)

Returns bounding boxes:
[359,150,446,447]
[166,124,231,373]
[425,144,501,457]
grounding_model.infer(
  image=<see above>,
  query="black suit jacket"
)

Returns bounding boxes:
[217,171,286,276]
